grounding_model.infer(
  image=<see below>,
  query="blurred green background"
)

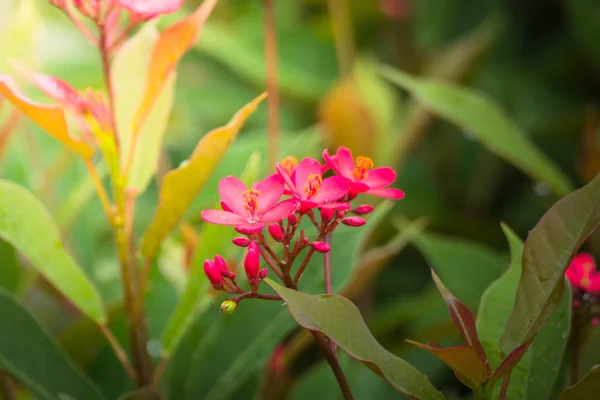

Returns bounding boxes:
[1,0,600,399]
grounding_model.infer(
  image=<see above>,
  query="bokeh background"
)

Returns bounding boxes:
[1,0,599,399]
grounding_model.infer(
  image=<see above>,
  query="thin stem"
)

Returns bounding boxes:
[99,324,136,381]
[310,331,354,399]
[0,108,20,159]
[293,248,315,284]
[327,0,355,77]
[324,233,332,294]
[84,158,114,220]
[263,0,279,168]
[0,372,15,400]
[64,4,98,46]
[258,246,285,282]
[571,300,581,384]
[98,27,120,152]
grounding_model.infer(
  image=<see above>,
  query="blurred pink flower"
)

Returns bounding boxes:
[566,253,600,293]
[201,175,297,233]
[323,146,405,200]
[118,0,183,17]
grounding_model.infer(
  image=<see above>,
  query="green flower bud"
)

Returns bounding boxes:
[220,300,237,314]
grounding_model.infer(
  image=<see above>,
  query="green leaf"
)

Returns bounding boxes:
[558,366,600,400]
[0,239,19,294]
[477,225,571,399]
[161,153,261,354]
[501,172,600,354]
[413,231,508,310]
[112,22,176,195]
[0,289,107,400]
[118,389,161,400]
[0,180,105,323]
[168,203,395,399]
[380,66,573,196]
[265,279,445,400]
[140,93,266,258]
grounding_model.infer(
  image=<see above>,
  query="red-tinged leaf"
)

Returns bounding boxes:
[140,92,266,258]
[431,269,489,371]
[405,341,489,389]
[501,172,600,354]
[0,76,94,158]
[490,336,535,381]
[132,0,218,136]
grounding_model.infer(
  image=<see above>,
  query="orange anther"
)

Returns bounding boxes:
[279,156,298,176]
[353,156,374,181]
[304,174,322,199]
[243,189,260,214]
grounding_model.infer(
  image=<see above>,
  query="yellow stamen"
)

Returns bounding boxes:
[352,156,374,181]
[581,277,591,288]
[243,189,260,214]
[280,156,298,176]
[304,174,322,199]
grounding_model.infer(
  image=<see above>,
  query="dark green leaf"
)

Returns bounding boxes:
[0,239,19,294]
[0,289,107,400]
[380,66,573,196]
[558,366,600,400]
[265,279,445,400]
[501,172,600,354]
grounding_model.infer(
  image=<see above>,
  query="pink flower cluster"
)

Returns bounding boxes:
[50,0,182,21]
[200,147,404,303]
[566,253,600,293]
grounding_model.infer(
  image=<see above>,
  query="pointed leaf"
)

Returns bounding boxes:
[380,66,573,196]
[431,270,488,366]
[0,289,107,400]
[265,279,445,400]
[0,77,94,158]
[140,93,266,257]
[405,341,488,389]
[132,0,218,136]
[112,23,176,195]
[501,172,600,354]
[558,366,600,400]
[0,180,105,323]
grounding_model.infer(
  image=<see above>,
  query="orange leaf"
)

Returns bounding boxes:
[406,341,490,389]
[132,0,218,137]
[0,76,94,158]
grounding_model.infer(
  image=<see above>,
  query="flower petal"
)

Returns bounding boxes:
[319,202,351,211]
[322,149,342,175]
[312,176,348,204]
[366,187,405,199]
[261,199,298,223]
[572,253,596,275]
[219,176,248,216]
[254,174,285,213]
[335,147,356,178]
[277,163,299,196]
[118,0,183,15]
[201,210,247,226]
[235,223,266,234]
[363,167,397,189]
[294,158,322,190]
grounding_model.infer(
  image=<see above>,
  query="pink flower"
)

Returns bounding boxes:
[323,147,405,200]
[204,259,223,289]
[201,174,298,233]
[244,242,261,285]
[276,157,348,210]
[118,0,183,18]
[566,253,600,293]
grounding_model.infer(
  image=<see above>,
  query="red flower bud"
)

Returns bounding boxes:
[338,211,346,218]
[341,216,366,227]
[268,224,284,242]
[258,268,268,280]
[244,242,260,280]
[353,205,374,215]
[287,214,298,225]
[204,259,223,288]
[214,255,234,279]
[232,237,251,247]
[320,207,334,223]
[303,238,310,244]
[311,241,331,253]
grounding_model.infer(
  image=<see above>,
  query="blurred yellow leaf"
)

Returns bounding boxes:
[140,92,267,257]
[0,77,94,158]
[112,23,176,195]
[132,0,218,137]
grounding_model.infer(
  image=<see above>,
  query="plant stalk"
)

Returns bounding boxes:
[310,330,354,400]
[263,0,279,168]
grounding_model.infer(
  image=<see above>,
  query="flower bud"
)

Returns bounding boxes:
[244,242,260,280]
[287,214,298,225]
[214,254,234,279]
[232,237,251,247]
[268,224,284,242]
[320,207,334,223]
[311,241,331,253]
[204,259,223,289]
[353,204,374,215]
[303,238,310,245]
[258,268,268,280]
[341,216,366,227]
[220,300,237,315]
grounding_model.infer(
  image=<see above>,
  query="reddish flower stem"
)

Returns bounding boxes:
[258,246,285,282]
[324,233,332,294]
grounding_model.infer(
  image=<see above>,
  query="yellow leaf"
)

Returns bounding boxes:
[0,76,94,158]
[132,0,218,137]
[140,92,267,257]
